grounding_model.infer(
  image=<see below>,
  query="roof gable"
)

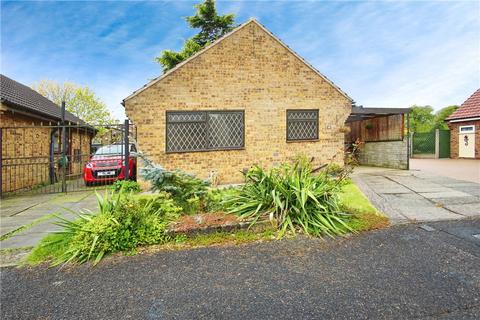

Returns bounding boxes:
[446,88,480,121]
[0,74,88,125]
[123,19,352,103]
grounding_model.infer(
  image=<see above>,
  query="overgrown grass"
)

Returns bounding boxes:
[25,229,276,266]
[144,229,277,252]
[339,183,389,231]
[24,233,70,266]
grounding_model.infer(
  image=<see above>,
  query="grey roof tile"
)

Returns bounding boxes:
[0,74,88,125]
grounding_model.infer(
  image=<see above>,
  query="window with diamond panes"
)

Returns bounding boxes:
[166,111,244,152]
[286,110,319,141]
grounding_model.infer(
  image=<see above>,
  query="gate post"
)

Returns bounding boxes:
[406,113,410,169]
[124,119,129,180]
[61,101,67,193]
[409,132,414,158]
[435,129,440,159]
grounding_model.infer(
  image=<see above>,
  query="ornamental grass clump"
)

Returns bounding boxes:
[224,158,353,237]
[41,190,182,266]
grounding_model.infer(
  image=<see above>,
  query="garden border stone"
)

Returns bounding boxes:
[166,219,271,237]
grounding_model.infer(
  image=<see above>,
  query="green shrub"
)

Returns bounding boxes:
[139,154,210,214]
[133,192,182,220]
[224,157,353,237]
[111,180,141,193]
[42,191,181,266]
[205,187,240,212]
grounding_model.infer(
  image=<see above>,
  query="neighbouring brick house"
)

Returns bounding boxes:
[123,19,353,184]
[446,89,480,159]
[0,74,94,194]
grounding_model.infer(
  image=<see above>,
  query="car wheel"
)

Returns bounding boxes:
[85,181,93,187]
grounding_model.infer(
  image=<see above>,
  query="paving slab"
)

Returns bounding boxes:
[432,196,480,205]
[444,204,480,217]
[380,194,432,206]
[0,233,48,249]
[419,190,472,199]
[0,191,98,250]
[454,186,480,197]
[353,166,480,224]
[397,206,464,222]
[0,194,59,218]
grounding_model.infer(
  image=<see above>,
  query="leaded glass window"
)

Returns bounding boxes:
[287,110,319,141]
[166,111,244,152]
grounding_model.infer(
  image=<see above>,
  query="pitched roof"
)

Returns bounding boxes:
[0,74,88,125]
[446,88,480,121]
[123,19,352,103]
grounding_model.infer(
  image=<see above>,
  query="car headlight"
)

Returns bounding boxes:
[85,162,93,169]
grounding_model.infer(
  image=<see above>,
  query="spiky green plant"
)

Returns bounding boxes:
[224,158,353,237]
[44,190,180,266]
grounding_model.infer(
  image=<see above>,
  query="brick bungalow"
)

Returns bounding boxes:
[0,74,94,194]
[446,89,480,159]
[123,19,354,184]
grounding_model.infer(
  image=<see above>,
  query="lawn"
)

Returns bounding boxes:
[339,182,389,231]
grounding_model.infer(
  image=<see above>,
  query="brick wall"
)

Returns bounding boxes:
[448,120,480,159]
[1,105,92,193]
[125,21,351,184]
[358,140,408,169]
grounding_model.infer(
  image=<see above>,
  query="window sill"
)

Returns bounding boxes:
[165,148,245,154]
[286,139,320,143]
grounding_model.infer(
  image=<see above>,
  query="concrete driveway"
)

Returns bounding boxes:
[410,158,480,183]
[0,191,99,250]
[353,166,480,224]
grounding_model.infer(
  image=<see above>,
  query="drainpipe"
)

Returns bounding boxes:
[61,101,67,193]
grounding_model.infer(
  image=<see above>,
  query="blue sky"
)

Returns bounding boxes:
[1,0,479,120]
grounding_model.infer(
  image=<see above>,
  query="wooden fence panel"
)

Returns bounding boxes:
[346,114,404,143]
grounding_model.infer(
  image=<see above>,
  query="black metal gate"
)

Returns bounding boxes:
[0,119,136,198]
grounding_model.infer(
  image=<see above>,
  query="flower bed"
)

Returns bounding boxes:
[25,155,387,267]
[168,212,270,236]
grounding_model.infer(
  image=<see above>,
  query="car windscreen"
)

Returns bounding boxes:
[94,145,124,155]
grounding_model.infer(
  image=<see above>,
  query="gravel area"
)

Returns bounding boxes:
[1,219,479,319]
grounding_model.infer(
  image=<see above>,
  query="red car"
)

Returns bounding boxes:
[83,144,137,186]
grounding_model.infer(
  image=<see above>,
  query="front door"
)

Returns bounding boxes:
[458,125,475,158]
